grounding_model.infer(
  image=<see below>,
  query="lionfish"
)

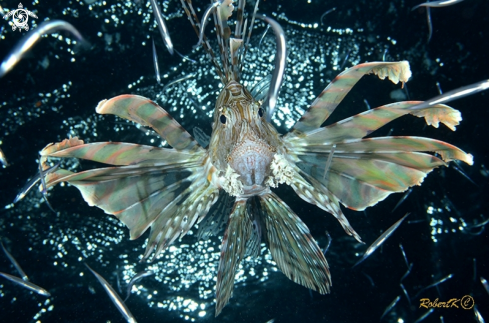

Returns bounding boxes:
[36,0,472,316]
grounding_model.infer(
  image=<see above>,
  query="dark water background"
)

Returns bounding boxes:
[0,0,488,322]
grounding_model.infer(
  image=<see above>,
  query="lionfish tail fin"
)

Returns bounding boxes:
[215,199,252,316]
[259,192,332,294]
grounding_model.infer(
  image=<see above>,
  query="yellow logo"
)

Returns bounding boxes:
[460,295,475,310]
[419,295,474,310]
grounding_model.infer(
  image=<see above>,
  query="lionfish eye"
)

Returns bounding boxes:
[258,107,264,118]
[220,114,227,124]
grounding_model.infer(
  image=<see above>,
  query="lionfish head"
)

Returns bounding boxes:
[209,81,281,189]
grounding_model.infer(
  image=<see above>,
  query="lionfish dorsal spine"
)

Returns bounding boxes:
[181,0,260,84]
[179,0,226,83]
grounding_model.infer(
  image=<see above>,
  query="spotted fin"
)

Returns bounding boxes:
[143,178,219,260]
[197,189,234,240]
[259,192,332,294]
[286,165,362,242]
[292,61,412,134]
[39,133,218,255]
[215,199,252,316]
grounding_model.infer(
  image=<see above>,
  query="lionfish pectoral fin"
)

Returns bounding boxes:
[96,95,201,151]
[285,102,463,146]
[288,135,472,213]
[40,137,85,166]
[406,103,461,131]
[288,167,363,243]
[42,141,201,167]
[39,134,218,250]
[40,137,205,178]
[192,127,211,148]
[245,197,264,259]
[259,192,332,294]
[292,61,412,134]
[142,180,219,262]
[44,164,195,241]
[196,190,235,240]
[215,199,252,316]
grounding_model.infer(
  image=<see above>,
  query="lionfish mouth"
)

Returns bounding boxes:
[228,134,274,187]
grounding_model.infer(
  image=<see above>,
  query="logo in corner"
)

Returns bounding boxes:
[3,3,38,32]
[419,295,475,310]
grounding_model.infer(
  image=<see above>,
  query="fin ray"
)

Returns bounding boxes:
[215,199,252,316]
[96,95,201,151]
[292,61,412,133]
[259,192,331,294]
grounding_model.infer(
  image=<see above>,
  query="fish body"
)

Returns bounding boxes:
[124,270,154,301]
[151,38,161,84]
[35,0,473,316]
[481,277,489,295]
[0,242,29,281]
[0,271,50,296]
[0,20,84,78]
[381,295,400,320]
[85,264,137,323]
[13,162,60,203]
[149,0,173,55]
[353,213,410,267]
[0,147,8,167]
[412,0,465,11]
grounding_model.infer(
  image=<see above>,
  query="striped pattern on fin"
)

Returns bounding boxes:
[43,142,201,166]
[292,61,412,134]
[286,102,461,146]
[215,199,252,316]
[335,137,473,165]
[197,190,235,240]
[41,137,84,163]
[293,137,473,165]
[77,169,195,240]
[44,161,219,252]
[245,197,264,259]
[96,95,200,151]
[43,164,196,240]
[286,164,362,242]
[143,179,219,261]
[289,135,472,211]
[42,156,203,187]
[40,137,218,248]
[259,192,332,294]
[295,151,446,211]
